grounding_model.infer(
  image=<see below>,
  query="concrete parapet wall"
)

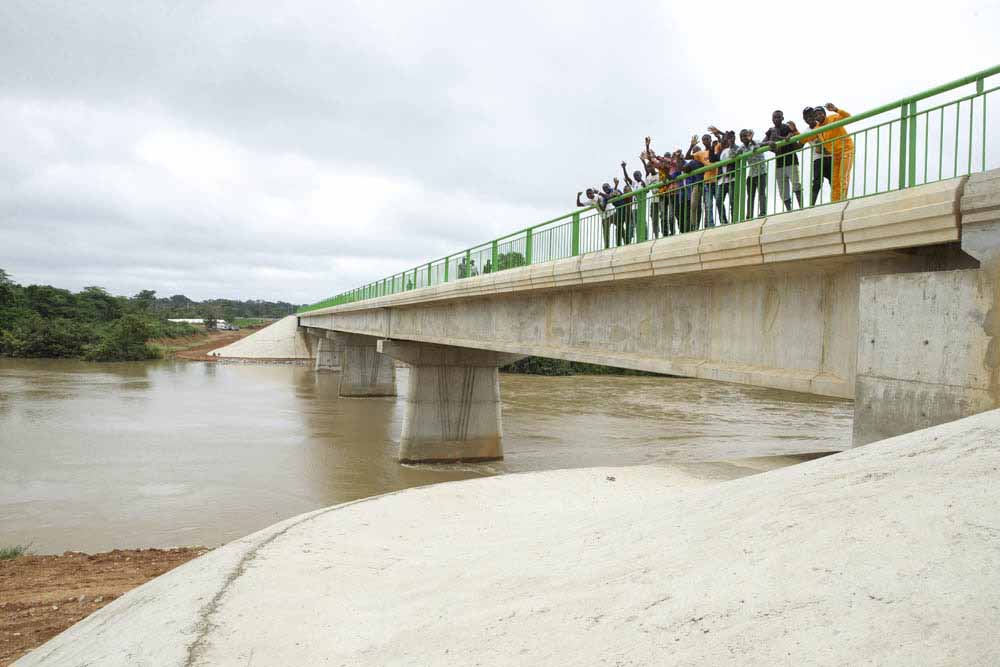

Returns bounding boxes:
[843,177,965,254]
[762,203,846,263]
[699,218,764,271]
[651,230,702,275]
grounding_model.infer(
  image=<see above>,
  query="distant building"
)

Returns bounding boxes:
[167,318,232,328]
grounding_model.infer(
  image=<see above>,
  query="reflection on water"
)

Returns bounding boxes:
[0,359,851,553]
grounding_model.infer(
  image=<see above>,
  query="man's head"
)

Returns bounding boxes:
[701,134,713,150]
[601,183,612,194]
[739,129,752,145]
[812,106,827,123]
[633,170,644,181]
[802,106,817,128]
[585,188,595,198]
[772,110,784,126]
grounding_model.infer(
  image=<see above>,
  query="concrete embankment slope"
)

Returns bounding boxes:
[18,411,1000,666]
[207,315,311,360]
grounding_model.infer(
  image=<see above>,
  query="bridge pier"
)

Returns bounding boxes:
[336,333,396,397]
[377,340,524,463]
[313,334,341,372]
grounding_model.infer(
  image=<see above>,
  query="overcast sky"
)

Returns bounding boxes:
[1,1,998,304]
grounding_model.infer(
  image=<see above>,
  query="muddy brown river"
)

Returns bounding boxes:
[0,359,852,553]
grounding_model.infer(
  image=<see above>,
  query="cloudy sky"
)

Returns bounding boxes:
[1,1,998,304]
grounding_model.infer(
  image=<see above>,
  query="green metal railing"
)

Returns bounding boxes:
[299,66,999,314]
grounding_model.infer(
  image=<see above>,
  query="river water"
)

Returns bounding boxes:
[0,359,852,553]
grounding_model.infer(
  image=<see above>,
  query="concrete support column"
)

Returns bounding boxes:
[336,333,396,397]
[377,340,524,463]
[314,334,341,372]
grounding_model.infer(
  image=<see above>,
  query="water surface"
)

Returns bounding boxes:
[0,359,851,553]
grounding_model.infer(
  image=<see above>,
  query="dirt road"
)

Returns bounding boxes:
[152,328,258,361]
[0,548,207,665]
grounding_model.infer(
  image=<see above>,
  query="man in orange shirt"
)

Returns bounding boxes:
[812,103,855,202]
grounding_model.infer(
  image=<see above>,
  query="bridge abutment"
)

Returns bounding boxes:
[853,170,1000,445]
[377,340,524,463]
[336,333,396,397]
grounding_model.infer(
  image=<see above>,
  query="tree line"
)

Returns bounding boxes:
[0,269,301,361]
[131,291,300,322]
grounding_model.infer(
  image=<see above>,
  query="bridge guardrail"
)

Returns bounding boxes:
[300,65,1000,312]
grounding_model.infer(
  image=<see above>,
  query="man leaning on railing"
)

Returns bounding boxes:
[812,103,854,202]
[577,187,614,250]
[764,110,804,212]
[800,107,834,205]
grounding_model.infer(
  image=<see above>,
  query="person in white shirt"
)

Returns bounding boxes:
[576,186,615,249]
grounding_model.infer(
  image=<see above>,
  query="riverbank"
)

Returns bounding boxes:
[15,409,1000,665]
[150,327,259,361]
[0,548,207,666]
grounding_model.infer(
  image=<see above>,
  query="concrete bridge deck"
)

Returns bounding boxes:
[298,171,1000,460]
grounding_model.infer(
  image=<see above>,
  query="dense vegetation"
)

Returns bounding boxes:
[0,269,300,361]
[501,356,662,377]
[133,291,300,321]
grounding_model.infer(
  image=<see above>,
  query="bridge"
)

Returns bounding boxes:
[296,67,1000,463]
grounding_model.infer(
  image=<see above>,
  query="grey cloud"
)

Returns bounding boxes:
[1,0,995,302]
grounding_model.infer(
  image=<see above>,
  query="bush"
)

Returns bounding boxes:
[3,315,99,358]
[0,544,31,560]
[147,319,202,339]
[85,314,161,361]
[502,356,664,377]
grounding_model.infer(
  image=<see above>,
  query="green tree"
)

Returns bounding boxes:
[85,314,160,361]
[78,286,123,322]
[0,269,15,307]
[496,251,526,271]
[132,289,157,312]
[6,314,99,358]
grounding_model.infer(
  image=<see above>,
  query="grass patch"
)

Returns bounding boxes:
[0,543,31,560]
[232,318,271,328]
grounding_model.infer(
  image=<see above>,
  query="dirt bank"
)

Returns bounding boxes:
[152,328,259,361]
[0,548,207,666]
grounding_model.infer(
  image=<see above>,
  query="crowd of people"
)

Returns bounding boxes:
[576,103,855,248]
